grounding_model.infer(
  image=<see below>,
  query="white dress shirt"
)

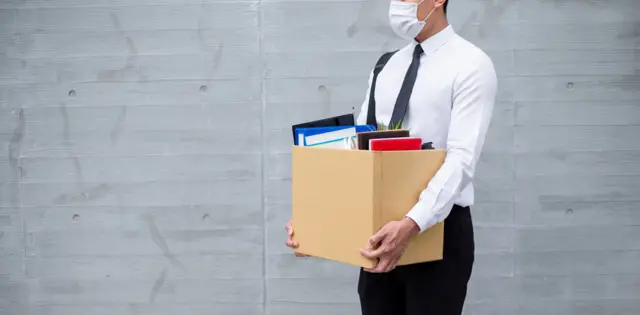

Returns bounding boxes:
[356,25,497,232]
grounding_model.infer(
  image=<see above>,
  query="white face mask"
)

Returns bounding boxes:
[388,0,436,40]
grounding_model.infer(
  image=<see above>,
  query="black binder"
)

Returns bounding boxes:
[291,113,355,145]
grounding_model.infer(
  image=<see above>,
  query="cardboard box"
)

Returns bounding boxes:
[291,145,446,268]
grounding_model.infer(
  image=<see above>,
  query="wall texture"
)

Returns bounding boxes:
[0,0,639,314]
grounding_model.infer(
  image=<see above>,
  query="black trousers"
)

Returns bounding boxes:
[357,205,475,315]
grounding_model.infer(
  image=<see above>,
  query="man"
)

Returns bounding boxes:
[286,0,497,314]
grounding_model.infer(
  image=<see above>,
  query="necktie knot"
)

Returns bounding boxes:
[413,44,424,59]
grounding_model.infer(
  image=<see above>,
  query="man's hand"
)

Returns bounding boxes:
[359,217,420,273]
[285,220,308,257]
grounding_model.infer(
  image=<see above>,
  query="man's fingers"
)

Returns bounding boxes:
[285,232,296,247]
[285,223,294,236]
[368,230,386,248]
[361,230,389,259]
[363,251,401,273]
[362,260,379,273]
[371,258,391,273]
[385,257,400,273]
[285,239,299,248]
[360,246,385,259]
[284,220,298,248]
[285,220,304,256]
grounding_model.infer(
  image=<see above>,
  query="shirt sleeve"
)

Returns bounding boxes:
[405,54,498,232]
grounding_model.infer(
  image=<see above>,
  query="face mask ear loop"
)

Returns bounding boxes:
[421,6,436,23]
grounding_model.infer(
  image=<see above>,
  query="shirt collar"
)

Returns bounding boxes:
[415,24,455,55]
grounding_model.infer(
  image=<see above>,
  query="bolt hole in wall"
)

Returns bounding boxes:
[202,213,210,221]
[199,85,208,93]
[68,89,76,97]
[72,214,80,222]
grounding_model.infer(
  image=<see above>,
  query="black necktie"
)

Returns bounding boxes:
[389,44,423,128]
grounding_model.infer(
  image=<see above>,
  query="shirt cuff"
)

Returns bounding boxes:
[404,190,439,233]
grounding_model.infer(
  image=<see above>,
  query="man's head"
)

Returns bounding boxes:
[388,0,449,42]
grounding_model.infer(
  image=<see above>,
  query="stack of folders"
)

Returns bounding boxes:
[291,114,426,152]
[292,113,375,149]
[295,125,377,149]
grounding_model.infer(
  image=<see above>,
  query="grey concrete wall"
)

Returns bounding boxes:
[0,0,639,314]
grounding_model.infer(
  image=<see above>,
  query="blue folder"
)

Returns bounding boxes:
[295,125,376,146]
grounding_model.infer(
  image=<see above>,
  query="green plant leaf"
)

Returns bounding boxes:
[377,120,406,131]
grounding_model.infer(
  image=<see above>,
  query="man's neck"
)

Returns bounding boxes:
[415,17,449,43]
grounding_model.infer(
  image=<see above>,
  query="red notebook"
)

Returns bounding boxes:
[369,137,422,151]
